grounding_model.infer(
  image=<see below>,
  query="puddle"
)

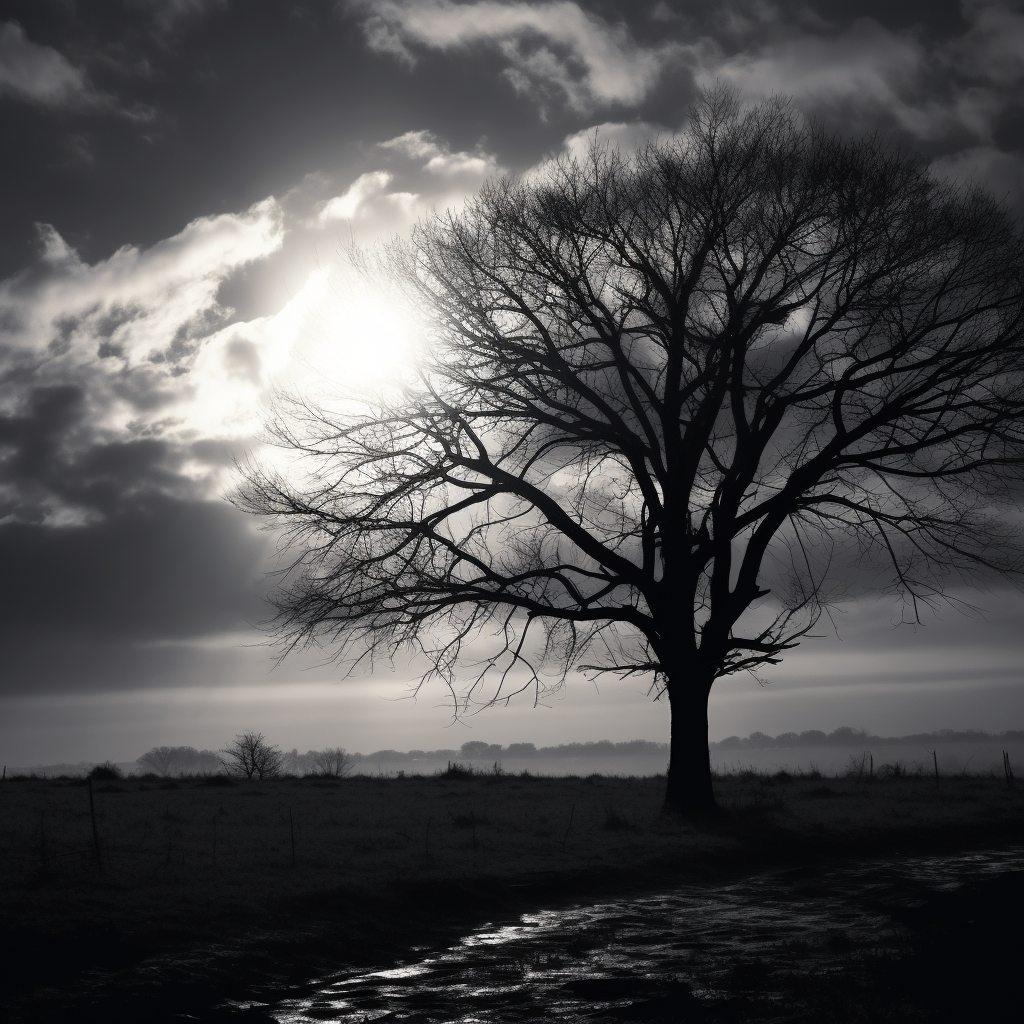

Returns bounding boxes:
[267,845,1024,1022]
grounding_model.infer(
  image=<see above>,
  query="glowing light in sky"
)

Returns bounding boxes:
[283,265,422,401]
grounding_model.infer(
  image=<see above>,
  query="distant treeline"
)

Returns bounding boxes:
[351,739,669,762]
[12,729,1023,778]
[711,727,1024,750]
[350,729,1024,761]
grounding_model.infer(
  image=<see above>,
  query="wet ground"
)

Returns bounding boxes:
[252,845,1024,1023]
[5,844,1023,1022]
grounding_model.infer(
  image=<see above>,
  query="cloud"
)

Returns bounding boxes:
[0,497,268,641]
[313,130,503,243]
[143,0,229,33]
[556,120,664,161]
[931,146,1024,217]
[318,170,402,223]
[0,192,289,675]
[521,120,667,186]
[0,21,89,106]
[951,0,1024,85]
[0,197,284,523]
[349,0,688,112]
[694,7,1024,147]
[380,129,500,178]
[0,495,275,700]
[699,18,958,138]
[1,197,282,373]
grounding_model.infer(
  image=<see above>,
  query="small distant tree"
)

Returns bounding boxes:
[87,762,123,781]
[307,747,353,777]
[505,742,537,757]
[220,731,284,780]
[137,746,182,776]
[138,745,223,776]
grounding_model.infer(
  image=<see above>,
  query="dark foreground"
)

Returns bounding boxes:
[1,771,1022,1021]
[273,847,1024,1024]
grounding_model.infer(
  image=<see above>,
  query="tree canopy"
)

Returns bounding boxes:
[238,91,1024,814]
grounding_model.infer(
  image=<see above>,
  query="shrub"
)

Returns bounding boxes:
[877,760,908,779]
[307,747,353,778]
[87,763,123,781]
[845,752,872,781]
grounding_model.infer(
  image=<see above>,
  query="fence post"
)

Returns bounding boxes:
[88,777,103,874]
[289,806,296,868]
[561,803,575,849]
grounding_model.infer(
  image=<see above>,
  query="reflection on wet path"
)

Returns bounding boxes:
[270,847,1024,1023]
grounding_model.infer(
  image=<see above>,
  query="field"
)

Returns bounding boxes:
[1,768,1022,1020]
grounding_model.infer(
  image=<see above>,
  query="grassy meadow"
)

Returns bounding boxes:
[2,765,1023,954]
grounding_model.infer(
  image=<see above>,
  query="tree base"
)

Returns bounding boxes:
[661,794,720,819]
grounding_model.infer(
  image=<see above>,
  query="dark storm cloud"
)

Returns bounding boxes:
[0,372,271,700]
[0,497,270,696]
[5,2,1020,277]
[0,497,266,643]
[0,192,283,697]
[0,0,536,281]
[0,383,194,522]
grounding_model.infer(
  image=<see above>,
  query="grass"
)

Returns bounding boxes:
[1,767,1021,1019]
[2,768,1021,934]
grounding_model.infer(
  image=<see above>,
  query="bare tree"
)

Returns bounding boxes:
[220,732,284,781]
[238,90,1024,815]
[307,747,353,777]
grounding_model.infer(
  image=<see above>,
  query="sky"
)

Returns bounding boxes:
[2,0,1024,767]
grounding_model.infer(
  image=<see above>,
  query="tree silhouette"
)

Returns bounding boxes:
[308,747,353,777]
[238,91,1024,814]
[220,731,283,781]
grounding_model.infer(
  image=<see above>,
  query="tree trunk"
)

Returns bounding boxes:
[664,675,717,816]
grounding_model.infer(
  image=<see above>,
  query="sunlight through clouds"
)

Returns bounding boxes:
[272,265,422,402]
[4,0,1024,759]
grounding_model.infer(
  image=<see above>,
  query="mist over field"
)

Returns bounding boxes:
[10,727,1023,780]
